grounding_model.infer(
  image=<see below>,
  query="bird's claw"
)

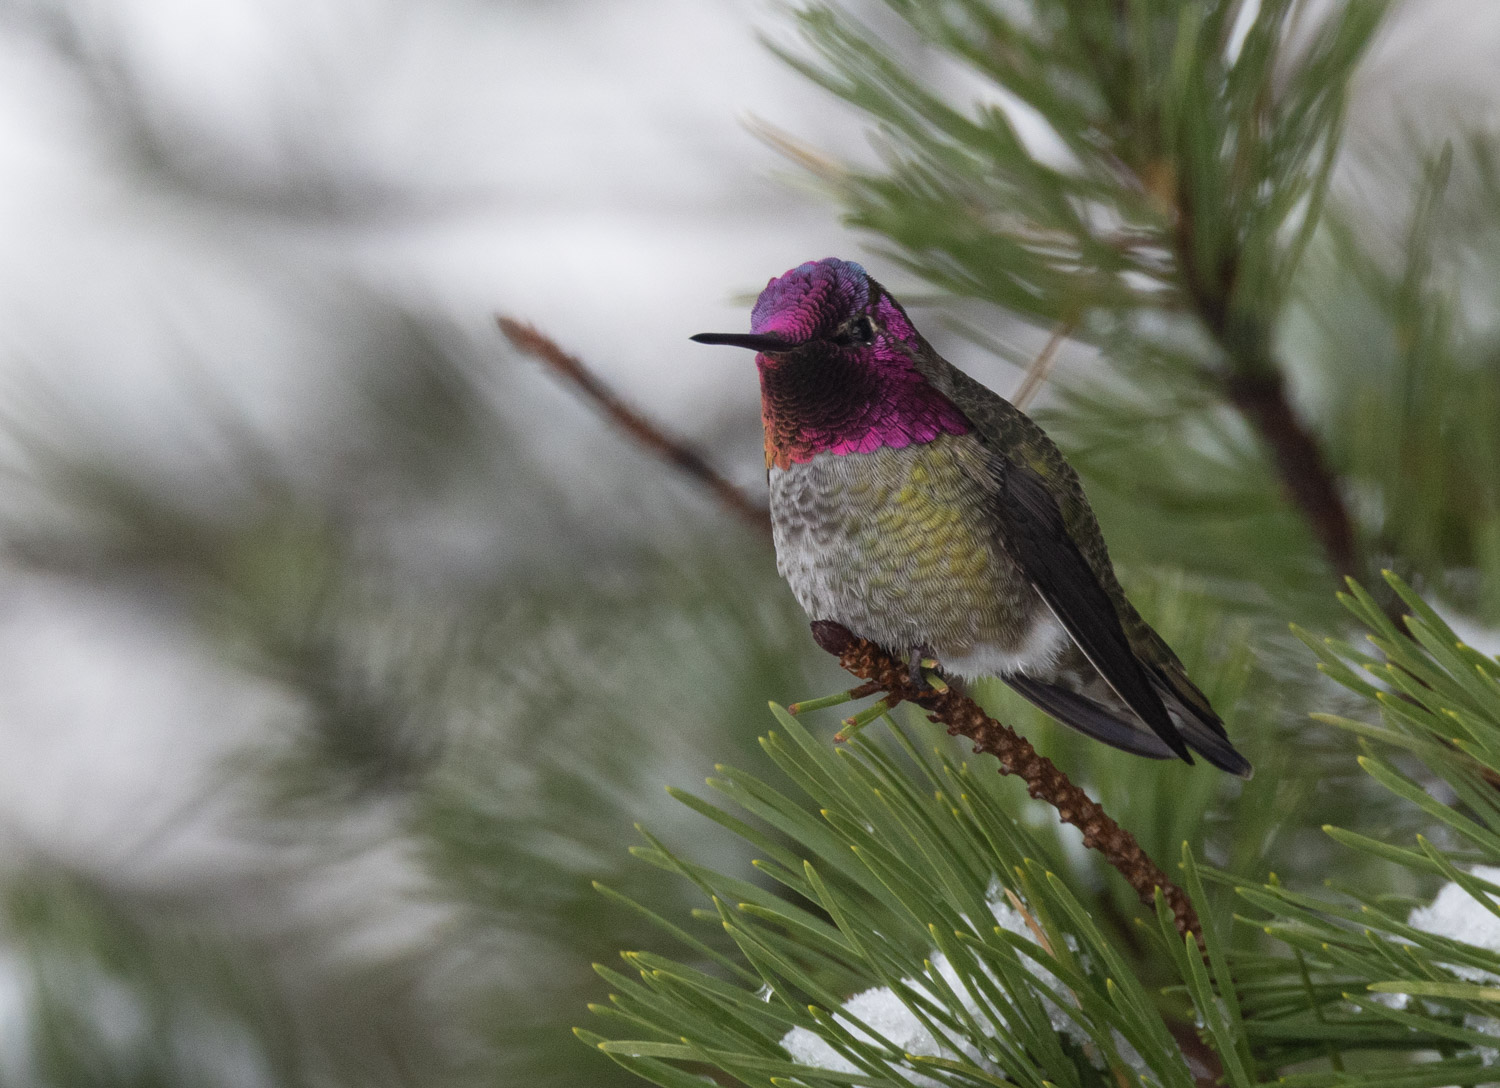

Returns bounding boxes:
[908,650,947,693]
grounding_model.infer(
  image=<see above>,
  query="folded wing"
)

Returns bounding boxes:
[987,461,1194,764]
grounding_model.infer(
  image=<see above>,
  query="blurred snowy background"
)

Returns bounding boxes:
[0,0,1494,1084]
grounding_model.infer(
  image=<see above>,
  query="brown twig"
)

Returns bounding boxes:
[807,619,1202,941]
[1173,187,1363,588]
[1221,370,1359,582]
[746,116,849,186]
[1168,1022,1230,1088]
[1010,321,1074,411]
[498,317,773,536]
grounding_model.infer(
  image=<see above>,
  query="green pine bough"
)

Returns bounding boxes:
[582,574,1500,1088]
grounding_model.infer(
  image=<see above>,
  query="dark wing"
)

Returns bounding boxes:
[1147,668,1253,776]
[1010,670,1253,775]
[989,461,1194,764]
[1003,674,1177,760]
[910,344,1249,773]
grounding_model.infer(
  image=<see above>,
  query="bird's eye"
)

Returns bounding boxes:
[833,316,876,347]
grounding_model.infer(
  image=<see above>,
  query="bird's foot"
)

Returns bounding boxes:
[907,648,949,694]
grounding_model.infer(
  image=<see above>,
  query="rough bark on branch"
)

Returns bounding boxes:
[807,619,1202,941]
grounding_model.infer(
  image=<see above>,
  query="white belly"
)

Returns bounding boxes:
[938,611,1071,679]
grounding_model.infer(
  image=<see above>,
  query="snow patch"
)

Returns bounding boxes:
[1406,865,1500,983]
[779,884,1165,1084]
[1397,865,1500,1055]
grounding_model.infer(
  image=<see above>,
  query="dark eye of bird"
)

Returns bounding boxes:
[832,315,876,347]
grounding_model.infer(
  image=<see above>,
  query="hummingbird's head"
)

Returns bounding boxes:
[691,257,918,362]
[691,259,968,468]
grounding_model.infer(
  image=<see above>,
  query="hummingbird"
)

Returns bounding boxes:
[692,258,1251,776]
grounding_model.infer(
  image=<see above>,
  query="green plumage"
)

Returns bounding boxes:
[913,348,1224,734]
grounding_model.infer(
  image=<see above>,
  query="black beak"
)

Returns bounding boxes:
[689,332,790,352]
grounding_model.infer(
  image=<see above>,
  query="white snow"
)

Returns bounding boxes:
[1388,864,1500,1053]
[1464,1013,1500,1068]
[1406,865,1500,981]
[779,885,1162,1084]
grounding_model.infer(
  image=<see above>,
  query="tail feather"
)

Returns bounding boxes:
[1004,674,1177,760]
[1003,671,1254,778]
[1152,671,1253,779]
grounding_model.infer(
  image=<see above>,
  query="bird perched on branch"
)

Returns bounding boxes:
[692,258,1251,776]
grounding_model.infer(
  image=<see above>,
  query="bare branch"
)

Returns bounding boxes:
[1222,370,1360,582]
[745,116,850,186]
[1010,321,1074,410]
[499,318,773,536]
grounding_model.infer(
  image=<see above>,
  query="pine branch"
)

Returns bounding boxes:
[498,318,772,535]
[1221,369,1359,582]
[1172,202,1362,585]
[806,619,1202,941]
